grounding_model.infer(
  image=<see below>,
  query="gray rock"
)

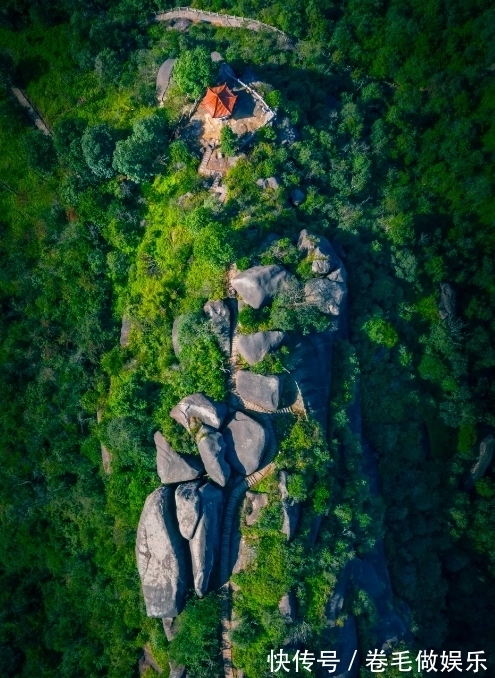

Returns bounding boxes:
[278,591,296,621]
[196,425,231,487]
[256,176,280,190]
[469,434,495,485]
[326,559,352,626]
[297,229,342,276]
[232,265,293,309]
[279,471,301,541]
[155,432,204,484]
[290,188,306,206]
[135,486,188,618]
[169,662,186,678]
[175,481,201,540]
[232,534,258,574]
[189,483,223,596]
[236,371,283,411]
[305,278,347,315]
[439,283,456,319]
[277,117,299,146]
[204,299,231,355]
[244,491,269,526]
[224,412,267,475]
[168,17,192,31]
[286,332,332,434]
[120,316,131,347]
[237,330,285,365]
[170,393,227,433]
[162,617,179,641]
[327,266,347,283]
[317,615,359,678]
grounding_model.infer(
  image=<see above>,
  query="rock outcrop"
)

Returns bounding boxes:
[155,432,204,484]
[170,393,227,433]
[235,371,283,411]
[175,481,201,540]
[136,486,188,618]
[162,617,179,642]
[244,491,269,526]
[468,433,494,486]
[297,229,341,276]
[278,591,296,621]
[204,299,231,355]
[279,471,300,541]
[237,330,285,365]
[231,533,258,574]
[305,278,347,315]
[439,283,456,320]
[232,265,293,309]
[196,425,231,487]
[290,188,306,206]
[286,332,332,434]
[189,483,223,597]
[224,411,267,475]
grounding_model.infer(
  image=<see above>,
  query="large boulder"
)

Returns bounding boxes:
[286,332,332,434]
[237,330,285,365]
[279,591,296,621]
[232,533,258,574]
[204,299,231,355]
[297,229,341,276]
[189,483,223,597]
[279,471,301,541]
[175,481,202,540]
[231,265,293,309]
[244,491,269,526]
[170,393,227,433]
[155,432,204,484]
[290,188,306,206]
[305,278,347,315]
[317,615,359,678]
[196,425,231,487]
[224,412,267,475]
[136,486,188,618]
[468,433,495,486]
[236,371,283,411]
[439,283,456,320]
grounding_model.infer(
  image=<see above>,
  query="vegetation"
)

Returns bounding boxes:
[1,0,495,676]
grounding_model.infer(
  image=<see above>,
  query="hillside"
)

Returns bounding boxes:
[0,1,494,677]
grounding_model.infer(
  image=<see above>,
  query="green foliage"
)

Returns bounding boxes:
[169,594,223,678]
[173,46,216,99]
[113,113,168,183]
[82,123,118,179]
[220,125,238,157]
[270,280,330,335]
[362,317,399,348]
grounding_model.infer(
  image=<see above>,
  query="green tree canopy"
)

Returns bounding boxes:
[81,122,117,179]
[112,113,168,183]
[173,46,216,98]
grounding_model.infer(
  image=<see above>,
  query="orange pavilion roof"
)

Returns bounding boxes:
[201,83,237,118]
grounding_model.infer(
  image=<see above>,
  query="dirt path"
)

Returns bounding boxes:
[11,87,51,136]
[156,58,176,103]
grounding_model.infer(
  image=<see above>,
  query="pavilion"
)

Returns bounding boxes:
[200,83,237,119]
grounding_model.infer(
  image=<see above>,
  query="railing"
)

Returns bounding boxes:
[154,6,290,42]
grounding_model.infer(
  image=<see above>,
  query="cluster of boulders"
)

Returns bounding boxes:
[135,230,347,663]
[137,392,270,621]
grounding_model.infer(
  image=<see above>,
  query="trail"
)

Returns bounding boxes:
[11,87,51,136]
[154,7,291,45]
[219,269,296,678]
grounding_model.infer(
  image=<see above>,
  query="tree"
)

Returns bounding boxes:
[112,113,168,183]
[81,123,117,179]
[173,46,215,98]
[220,125,238,156]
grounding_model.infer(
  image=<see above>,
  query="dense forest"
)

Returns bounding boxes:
[1,0,494,676]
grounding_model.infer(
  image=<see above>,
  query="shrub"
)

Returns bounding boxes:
[82,123,117,179]
[173,46,215,98]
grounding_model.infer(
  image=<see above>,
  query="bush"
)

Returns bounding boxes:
[81,123,118,179]
[173,46,215,98]
[113,113,168,183]
[220,125,238,157]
